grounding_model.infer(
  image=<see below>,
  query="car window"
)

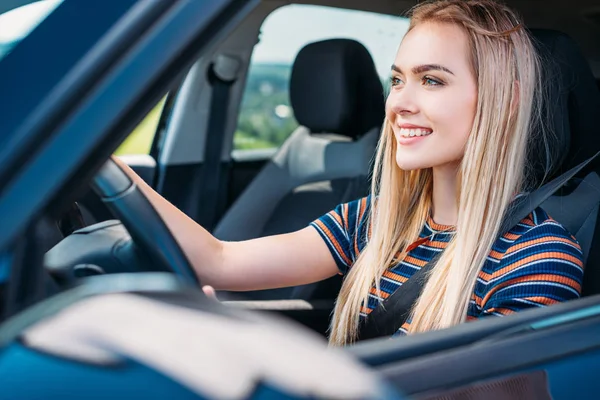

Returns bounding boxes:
[0,0,64,62]
[115,96,166,156]
[233,4,409,152]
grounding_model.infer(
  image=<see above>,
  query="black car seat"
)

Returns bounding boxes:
[530,29,600,296]
[213,39,385,300]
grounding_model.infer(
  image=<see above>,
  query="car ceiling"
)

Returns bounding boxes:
[284,0,600,77]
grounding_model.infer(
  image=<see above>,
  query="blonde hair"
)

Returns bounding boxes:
[329,0,544,345]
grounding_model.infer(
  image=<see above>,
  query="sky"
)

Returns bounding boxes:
[249,4,410,79]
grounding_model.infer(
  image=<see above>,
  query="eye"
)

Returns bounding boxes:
[390,76,404,87]
[423,76,444,86]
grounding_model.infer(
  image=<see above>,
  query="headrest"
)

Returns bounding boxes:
[289,39,385,139]
[529,29,600,185]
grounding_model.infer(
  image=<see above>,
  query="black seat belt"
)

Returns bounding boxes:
[358,150,600,341]
[197,55,239,231]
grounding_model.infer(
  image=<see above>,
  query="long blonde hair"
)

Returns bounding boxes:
[329,0,545,345]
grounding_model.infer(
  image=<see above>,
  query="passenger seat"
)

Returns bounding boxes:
[214,39,385,300]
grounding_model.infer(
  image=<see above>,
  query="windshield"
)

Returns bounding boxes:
[0,0,63,61]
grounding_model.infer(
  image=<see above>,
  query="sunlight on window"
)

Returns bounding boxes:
[115,97,166,155]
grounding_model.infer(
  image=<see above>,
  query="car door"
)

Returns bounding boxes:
[347,295,600,399]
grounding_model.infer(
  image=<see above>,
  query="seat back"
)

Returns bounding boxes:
[530,30,600,295]
[214,39,385,300]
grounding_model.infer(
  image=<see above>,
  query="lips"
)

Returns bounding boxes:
[395,124,433,145]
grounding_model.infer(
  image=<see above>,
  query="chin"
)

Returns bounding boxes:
[395,152,430,171]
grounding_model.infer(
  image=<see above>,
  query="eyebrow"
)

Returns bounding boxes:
[391,64,455,76]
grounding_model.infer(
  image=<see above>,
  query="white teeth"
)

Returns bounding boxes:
[399,128,432,138]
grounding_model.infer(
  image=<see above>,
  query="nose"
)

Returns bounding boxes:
[386,85,419,117]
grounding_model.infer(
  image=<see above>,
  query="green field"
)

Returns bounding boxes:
[114,98,166,156]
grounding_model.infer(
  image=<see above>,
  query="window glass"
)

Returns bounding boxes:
[115,97,166,156]
[234,5,409,151]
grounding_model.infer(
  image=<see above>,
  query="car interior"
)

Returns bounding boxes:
[2,0,600,398]
[32,0,600,339]
[46,0,599,312]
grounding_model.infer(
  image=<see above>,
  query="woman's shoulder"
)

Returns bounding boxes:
[330,195,372,230]
[508,207,579,242]
[493,206,583,265]
[480,207,585,306]
[309,195,372,273]
[344,195,372,213]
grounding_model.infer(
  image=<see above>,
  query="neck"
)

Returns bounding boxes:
[431,163,460,226]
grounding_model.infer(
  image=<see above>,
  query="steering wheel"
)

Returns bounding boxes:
[89,158,199,285]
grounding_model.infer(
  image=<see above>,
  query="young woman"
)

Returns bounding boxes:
[116,0,584,345]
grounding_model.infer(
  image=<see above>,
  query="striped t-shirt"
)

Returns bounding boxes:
[310,196,584,336]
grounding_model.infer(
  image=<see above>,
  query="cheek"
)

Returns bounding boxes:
[424,90,477,167]
[431,89,477,140]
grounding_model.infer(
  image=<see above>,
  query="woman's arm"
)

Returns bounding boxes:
[113,157,340,291]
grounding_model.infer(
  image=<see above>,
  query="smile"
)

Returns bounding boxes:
[399,128,433,138]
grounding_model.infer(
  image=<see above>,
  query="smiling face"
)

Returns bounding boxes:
[386,22,478,171]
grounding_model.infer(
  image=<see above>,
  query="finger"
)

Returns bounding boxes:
[202,285,218,300]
